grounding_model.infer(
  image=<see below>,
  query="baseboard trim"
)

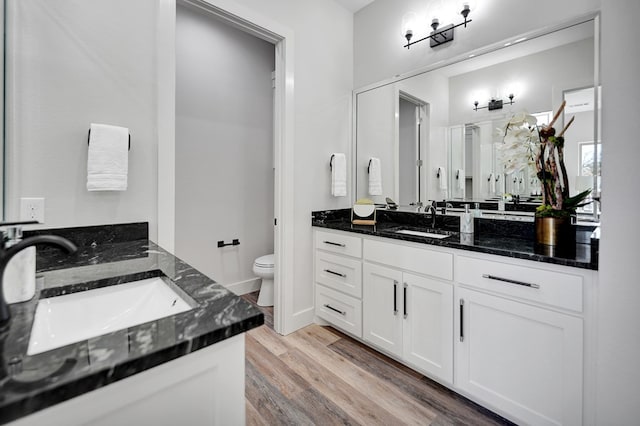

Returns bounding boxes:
[282,306,314,335]
[226,278,261,296]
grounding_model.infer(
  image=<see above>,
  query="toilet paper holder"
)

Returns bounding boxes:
[217,239,240,248]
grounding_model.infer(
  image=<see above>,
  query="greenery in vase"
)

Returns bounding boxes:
[499,101,591,218]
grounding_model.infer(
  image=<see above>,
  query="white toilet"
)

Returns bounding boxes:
[253,254,274,307]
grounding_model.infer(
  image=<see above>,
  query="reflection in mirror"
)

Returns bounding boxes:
[398,93,427,206]
[355,18,599,216]
[564,86,601,214]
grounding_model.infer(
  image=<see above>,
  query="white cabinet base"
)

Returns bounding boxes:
[11,334,246,426]
[456,288,583,426]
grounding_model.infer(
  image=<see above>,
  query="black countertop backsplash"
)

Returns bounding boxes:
[312,209,598,270]
[1,222,263,424]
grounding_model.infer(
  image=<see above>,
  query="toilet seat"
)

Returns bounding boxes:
[254,254,274,268]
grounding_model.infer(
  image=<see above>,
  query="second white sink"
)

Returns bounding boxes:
[28,276,194,356]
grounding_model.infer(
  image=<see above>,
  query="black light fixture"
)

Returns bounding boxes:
[474,94,515,111]
[404,3,472,49]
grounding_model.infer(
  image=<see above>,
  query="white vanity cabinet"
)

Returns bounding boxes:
[362,240,454,384]
[455,254,588,426]
[313,227,595,425]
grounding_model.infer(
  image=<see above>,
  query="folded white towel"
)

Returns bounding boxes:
[456,169,465,190]
[438,167,447,191]
[331,153,347,197]
[87,123,129,191]
[489,174,496,194]
[368,157,383,196]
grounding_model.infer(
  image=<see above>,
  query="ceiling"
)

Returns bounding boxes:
[334,0,374,13]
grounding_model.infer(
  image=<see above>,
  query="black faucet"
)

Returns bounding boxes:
[425,201,437,228]
[0,222,77,330]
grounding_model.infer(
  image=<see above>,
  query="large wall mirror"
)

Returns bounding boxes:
[355,17,600,216]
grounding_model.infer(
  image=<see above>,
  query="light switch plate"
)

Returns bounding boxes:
[20,197,45,223]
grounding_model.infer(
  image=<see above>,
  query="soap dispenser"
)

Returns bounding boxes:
[460,204,474,234]
[2,226,36,303]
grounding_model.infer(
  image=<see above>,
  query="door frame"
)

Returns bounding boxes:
[157,0,294,334]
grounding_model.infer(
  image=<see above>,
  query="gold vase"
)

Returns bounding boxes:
[535,216,571,246]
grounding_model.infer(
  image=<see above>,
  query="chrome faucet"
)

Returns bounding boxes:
[425,201,437,228]
[0,222,77,330]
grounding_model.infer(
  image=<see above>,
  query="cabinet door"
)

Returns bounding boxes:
[402,273,453,384]
[363,263,403,357]
[456,288,583,426]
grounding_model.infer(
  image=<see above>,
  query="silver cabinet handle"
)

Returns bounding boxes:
[482,274,540,289]
[323,304,346,316]
[324,269,346,278]
[393,280,398,315]
[403,283,408,319]
[323,240,346,247]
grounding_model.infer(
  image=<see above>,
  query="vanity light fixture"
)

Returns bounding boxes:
[404,3,472,49]
[474,94,515,111]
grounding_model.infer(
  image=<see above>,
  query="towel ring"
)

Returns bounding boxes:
[367,159,372,174]
[329,154,335,170]
[456,170,459,180]
[436,168,441,178]
[495,174,500,182]
[88,129,131,151]
[487,173,493,182]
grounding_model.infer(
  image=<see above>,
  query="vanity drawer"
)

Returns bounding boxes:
[315,285,362,338]
[457,255,583,312]
[316,230,362,258]
[363,239,453,281]
[315,251,362,298]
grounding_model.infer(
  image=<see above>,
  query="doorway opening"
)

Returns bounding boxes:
[159,0,295,334]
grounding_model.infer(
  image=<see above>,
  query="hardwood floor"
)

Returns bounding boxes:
[241,292,513,425]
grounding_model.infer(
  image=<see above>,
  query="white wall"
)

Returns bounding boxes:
[5,0,159,239]
[597,0,640,422]
[354,0,601,88]
[174,4,274,290]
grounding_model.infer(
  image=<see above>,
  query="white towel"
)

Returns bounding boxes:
[87,123,129,191]
[331,153,347,197]
[438,167,447,191]
[456,169,465,190]
[368,157,383,196]
[489,174,496,194]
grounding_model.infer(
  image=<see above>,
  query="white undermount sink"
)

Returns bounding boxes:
[395,229,452,239]
[27,276,194,356]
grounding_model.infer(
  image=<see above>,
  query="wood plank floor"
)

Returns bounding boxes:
[241,292,513,425]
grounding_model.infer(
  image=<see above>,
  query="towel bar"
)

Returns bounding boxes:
[88,129,131,151]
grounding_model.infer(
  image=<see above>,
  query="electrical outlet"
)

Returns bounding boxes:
[20,198,45,223]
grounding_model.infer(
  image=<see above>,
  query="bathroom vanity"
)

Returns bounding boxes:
[312,209,597,426]
[0,223,263,425]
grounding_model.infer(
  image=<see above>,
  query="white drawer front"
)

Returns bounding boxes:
[457,255,583,312]
[315,230,362,258]
[315,251,362,298]
[363,239,453,281]
[315,285,362,338]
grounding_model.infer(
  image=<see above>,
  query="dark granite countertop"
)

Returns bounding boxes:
[312,209,598,270]
[0,223,263,424]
